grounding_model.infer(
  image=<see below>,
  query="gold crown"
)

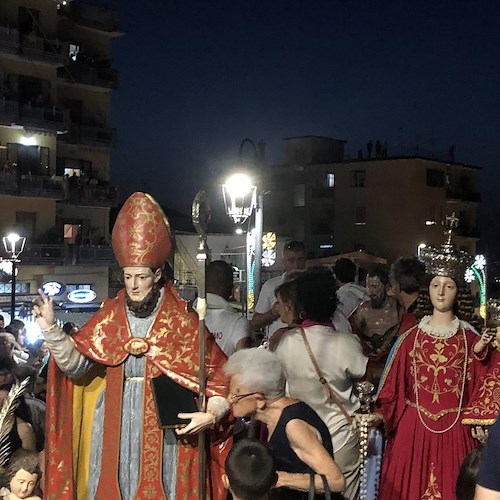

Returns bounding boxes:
[487,299,500,327]
[419,213,473,280]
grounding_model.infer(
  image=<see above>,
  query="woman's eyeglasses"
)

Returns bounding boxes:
[228,391,262,403]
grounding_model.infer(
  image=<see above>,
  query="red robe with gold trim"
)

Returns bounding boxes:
[462,344,500,426]
[45,283,231,499]
[375,322,483,500]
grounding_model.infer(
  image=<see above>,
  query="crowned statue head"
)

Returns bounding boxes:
[417,213,476,321]
[112,192,172,318]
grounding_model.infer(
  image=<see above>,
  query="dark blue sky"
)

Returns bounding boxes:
[94,0,500,247]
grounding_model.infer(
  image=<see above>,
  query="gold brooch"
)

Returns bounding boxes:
[124,338,150,356]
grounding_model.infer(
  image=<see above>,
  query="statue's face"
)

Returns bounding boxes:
[367,275,387,308]
[10,468,38,499]
[429,275,457,313]
[123,267,161,302]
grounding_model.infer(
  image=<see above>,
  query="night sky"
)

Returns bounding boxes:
[94,0,500,252]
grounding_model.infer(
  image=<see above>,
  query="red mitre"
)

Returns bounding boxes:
[112,192,171,269]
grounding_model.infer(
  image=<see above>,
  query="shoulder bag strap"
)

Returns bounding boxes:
[320,474,332,500]
[299,327,353,424]
[308,473,332,500]
[308,472,316,500]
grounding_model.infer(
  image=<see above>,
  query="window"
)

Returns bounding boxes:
[293,184,305,207]
[425,207,437,226]
[64,224,81,244]
[351,170,366,188]
[426,168,444,187]
[16,212,36,240]
[355,206,367,226]
[0,282,30,295]
[66,284,92,292]
[69,43,80,62]
[327,173,335,188]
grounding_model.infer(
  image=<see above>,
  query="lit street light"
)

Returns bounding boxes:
[2,232,26,322]
[417,243,426,257]
[221,173,257,224]
[222,138,266,314]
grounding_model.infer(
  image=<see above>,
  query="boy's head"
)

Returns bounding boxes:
[224,439,277,500]
[456,445,483,500]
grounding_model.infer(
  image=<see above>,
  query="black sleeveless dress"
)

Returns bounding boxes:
[268,401,342,500]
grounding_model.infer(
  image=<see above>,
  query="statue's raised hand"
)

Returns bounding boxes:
[32,289,56,331]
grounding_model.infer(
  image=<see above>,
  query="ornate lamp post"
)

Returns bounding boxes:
[222,172,257,314]
[222,138,265,313]
[2,233,26,321]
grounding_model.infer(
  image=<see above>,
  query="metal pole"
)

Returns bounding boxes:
[254,192,263,305]
[191,191,211,500]
[10,260,16,321]
[238,138,265,309]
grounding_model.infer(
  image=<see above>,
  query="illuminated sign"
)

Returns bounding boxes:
[41,281,64,297]
[262,232,276,268]
[67,289,96,303]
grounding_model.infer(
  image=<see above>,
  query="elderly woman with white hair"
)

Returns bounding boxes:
[225,348,345,499]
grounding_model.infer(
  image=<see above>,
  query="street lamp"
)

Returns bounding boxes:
[222,139,266,313]
[2,232,26,321]
[221,173,257,224]
[417,243,426,258]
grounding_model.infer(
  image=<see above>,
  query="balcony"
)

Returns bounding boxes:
[0,24,67,66]
[59,3,122,36]
[446,189,481,203]
[62,177,118,207]
[57,63,118,91]
[311,187,334,199]
[59,123,116,148]
[456,226,480,240]
[78,245,114,262]
[0,173,65,199]
[0,98,67,134]
[18,244,114,265]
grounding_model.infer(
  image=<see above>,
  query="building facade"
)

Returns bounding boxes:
[0,0,122,317]
[264,136,480,263]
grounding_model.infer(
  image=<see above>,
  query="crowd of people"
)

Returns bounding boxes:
[0,191,498,499]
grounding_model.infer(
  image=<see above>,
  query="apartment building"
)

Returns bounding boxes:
[0,0,122,315]
[264,136,480,263]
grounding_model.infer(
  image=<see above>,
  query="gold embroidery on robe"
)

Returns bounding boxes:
[421,464,442,499]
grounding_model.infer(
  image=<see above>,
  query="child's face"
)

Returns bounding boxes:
[10,468,38,499]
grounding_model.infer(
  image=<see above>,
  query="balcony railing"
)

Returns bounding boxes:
[446,190,481,203]
[17,244,114,265]
[63,179,118,207]
[0,98,67,133]
[59,123,116,148]
[57,64,118,90]
[0,173,65,199]
[59,3,121,35]
[21,244,65,264]
[78,245,114,262]
[311,187,334,199]
[0,24,67,66]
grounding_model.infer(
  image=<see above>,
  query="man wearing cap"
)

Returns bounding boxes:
[33,192,230,500]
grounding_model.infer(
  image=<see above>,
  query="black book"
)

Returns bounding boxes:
[151,374,199,428]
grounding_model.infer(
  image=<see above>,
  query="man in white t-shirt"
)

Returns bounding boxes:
[199,260,251,357]
[333,258,369,319]
[251,241,306,340]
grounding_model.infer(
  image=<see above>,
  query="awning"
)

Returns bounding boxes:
[307,250,387,269]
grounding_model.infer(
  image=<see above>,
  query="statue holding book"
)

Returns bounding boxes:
[32,192,231,500]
